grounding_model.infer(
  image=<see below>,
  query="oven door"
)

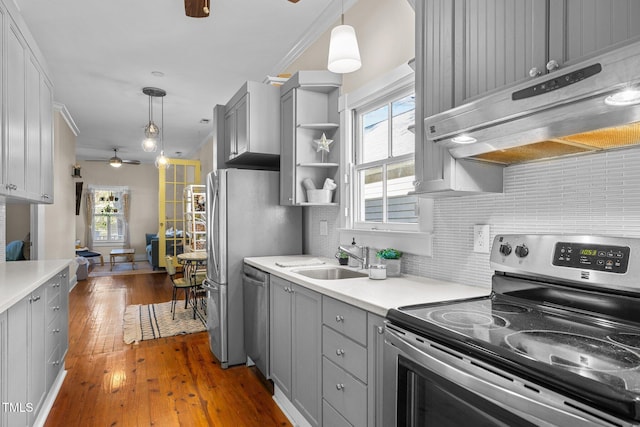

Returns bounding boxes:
[383,325,622,427]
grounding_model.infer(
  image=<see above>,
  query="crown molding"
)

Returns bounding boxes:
[53,102,80,136]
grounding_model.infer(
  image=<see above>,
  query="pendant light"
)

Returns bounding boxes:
[327,0,361,74]
[142,87,166,152]
[155,93,169,169]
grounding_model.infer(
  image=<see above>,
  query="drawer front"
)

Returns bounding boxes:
[45,314,62,356]
[322,296,367,346]
[46,292,61,326]
[46,345,61,391]
[323,399,353,427]
[322,325,367,383]
[322,357,367,427]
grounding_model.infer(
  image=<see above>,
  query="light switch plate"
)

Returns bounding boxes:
[473,224,491,253]
[320,220,328,236]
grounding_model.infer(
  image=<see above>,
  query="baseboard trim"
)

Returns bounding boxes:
[33,368,67,427]
[272,386,312,427]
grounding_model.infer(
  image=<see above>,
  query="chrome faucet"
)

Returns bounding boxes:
[338,245,371,269]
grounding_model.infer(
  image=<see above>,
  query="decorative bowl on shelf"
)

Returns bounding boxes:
[306,189,333,204]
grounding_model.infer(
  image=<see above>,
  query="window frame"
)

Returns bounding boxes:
[91,186,128,245]
[351,84,417,232]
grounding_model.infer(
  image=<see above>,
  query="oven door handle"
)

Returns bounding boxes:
[385,327,602,427]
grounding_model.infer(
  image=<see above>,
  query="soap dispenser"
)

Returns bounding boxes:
[348,237,362,268]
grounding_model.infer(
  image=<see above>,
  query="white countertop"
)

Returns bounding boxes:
[244,255,490,317]
[0,259,73,313]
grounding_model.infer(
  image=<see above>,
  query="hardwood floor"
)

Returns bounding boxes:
[44,273,291,427]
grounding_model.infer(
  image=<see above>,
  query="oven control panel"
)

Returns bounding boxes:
[552,242,630,274]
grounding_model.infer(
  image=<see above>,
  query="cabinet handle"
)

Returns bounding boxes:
[336,349,345,356]
[528,67,542,77]
[546,59,559,72]
[377,326,384,334]
[53,328,60,333]
[32,295,41,302]
[335,384,345,391]
[288,197,293,202]
[53,306,61,311]
[42,194,50,199]
[335,315,344,323]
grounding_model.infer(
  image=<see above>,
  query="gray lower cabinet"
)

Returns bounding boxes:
[270,276,322,427]
[367,314,385,427]
[321,297,385,427]
[0,310,7,427]
[6,267,68,427]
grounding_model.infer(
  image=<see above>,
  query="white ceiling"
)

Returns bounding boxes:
[15,0,339,164]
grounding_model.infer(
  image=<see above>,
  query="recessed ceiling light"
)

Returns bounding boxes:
[151,71,165,77]
[604,88,640,106]
[451,135,477,144]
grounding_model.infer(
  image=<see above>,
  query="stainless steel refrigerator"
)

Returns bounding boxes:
[202,169,302,368]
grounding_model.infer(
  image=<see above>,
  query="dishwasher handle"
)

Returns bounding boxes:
[242,274,266,288]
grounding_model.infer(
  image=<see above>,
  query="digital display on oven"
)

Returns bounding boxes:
[553,242,630,273]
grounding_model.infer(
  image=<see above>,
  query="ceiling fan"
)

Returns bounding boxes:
[185,0,298,18]
[87,149,141,168]
[184,0,211,18]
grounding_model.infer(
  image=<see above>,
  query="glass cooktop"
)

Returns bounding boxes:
[395,294,640,393]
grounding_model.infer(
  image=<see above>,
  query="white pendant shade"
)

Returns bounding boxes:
[155,150,169,169]
[328,24,361,74]
[141,137,158,152]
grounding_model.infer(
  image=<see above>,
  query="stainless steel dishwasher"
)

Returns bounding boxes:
[242,263,269,378]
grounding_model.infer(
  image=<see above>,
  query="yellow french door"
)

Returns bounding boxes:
[158,158,201,268]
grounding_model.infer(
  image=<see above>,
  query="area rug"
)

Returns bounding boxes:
[89,261,165,277]
[123,301,206,344]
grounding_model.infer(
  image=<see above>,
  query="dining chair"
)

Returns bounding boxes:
[166,255,197,320]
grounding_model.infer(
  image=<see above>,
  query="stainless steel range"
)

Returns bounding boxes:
[384,234,640,427]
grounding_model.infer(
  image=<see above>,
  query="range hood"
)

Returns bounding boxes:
[425,42,640,165]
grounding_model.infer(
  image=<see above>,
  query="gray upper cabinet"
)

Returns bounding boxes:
[279,71,341,206]
[455,0,640,106]
[414,0,504,196]
[453,0,547,106]
[549,0,640,72]
[415,0,640,196]
[224,81,280,166]
[1,0,54,204]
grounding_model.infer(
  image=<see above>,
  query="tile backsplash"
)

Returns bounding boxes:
[306,146,640,290]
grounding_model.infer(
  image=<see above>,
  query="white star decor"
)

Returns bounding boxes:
[314,133,334,153]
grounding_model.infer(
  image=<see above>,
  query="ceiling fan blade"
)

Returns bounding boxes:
[288,0,301,2]
[185,0,210,17]
[122,160,141,165]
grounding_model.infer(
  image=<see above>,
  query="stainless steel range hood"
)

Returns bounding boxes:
[425,42,640,165]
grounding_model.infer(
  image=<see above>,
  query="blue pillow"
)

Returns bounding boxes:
[6,240,24,261]
[145,233,158,246]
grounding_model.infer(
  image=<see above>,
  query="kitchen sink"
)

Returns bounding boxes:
[292,267,368,280]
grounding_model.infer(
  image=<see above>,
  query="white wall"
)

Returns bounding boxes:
[5,205,30,243]
[39,109,77,261]
[75,161,158,261]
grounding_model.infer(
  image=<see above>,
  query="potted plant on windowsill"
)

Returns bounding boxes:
[376,248,403,277]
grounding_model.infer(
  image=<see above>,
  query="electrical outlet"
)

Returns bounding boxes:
[473,224,491,253]
[319,220,328,236]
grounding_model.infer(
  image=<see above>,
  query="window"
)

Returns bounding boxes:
[92,187,127,243]
[354,91,417,229]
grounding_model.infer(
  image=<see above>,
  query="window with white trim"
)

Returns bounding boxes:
[92,187,126,243]
[353,89,417,230]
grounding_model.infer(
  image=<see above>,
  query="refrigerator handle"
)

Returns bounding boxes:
[210,183,220,277]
